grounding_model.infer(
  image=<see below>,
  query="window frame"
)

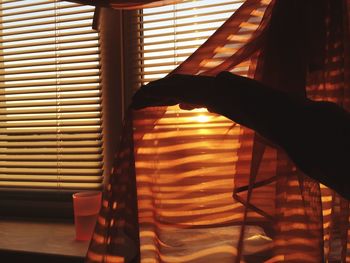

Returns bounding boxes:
[0,1,107,220]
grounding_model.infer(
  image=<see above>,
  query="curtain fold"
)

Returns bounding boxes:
[86,0,350,262]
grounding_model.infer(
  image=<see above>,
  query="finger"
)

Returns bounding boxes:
[131,74,215,109]
[179,103,204,110]
[131,84,179,109]
[131,96,178,110]
[143,80,181,98]
[136,82,177,98]
[145,74,212,98]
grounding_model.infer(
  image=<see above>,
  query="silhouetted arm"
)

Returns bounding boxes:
[131,72,350,199]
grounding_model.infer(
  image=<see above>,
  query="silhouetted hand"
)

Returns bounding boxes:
[131,72,296,131]
[131,74,216,111]
[131,72,295,129]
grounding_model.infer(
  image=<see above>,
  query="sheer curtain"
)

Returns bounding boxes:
[85,0,350,262]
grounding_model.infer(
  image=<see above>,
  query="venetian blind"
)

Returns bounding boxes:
[0,0,103,191]
[136,0,244,84]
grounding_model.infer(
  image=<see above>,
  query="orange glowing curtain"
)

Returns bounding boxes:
[87,0,350,262]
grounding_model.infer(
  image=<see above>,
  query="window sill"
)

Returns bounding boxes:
[0,219,89,259]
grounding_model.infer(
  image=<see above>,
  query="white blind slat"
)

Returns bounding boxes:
[0,147,102,154]
[0,104,101,114]
[0,181,102,190]
[0,133,101,140]
[0,174,102,182]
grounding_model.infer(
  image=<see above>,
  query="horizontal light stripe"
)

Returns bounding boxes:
[0,148,102,154]
[0,29,98,43]
[0,104,101,114]
[0,167,102,174]
[0,133,101,140]
[0,0,103,191]
[0,160,102,168]
[0,112,101,121]
[0,154,102,161]
[0,76,101,88]
[0,12,93,30]
[0,181,102,190]
[0,174,102,182]
[0,126,102,134]
[1,34,98,49]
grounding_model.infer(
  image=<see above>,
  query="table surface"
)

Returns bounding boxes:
[0,219,89,258]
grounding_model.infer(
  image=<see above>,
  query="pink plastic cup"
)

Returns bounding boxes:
[72,191,102,241]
